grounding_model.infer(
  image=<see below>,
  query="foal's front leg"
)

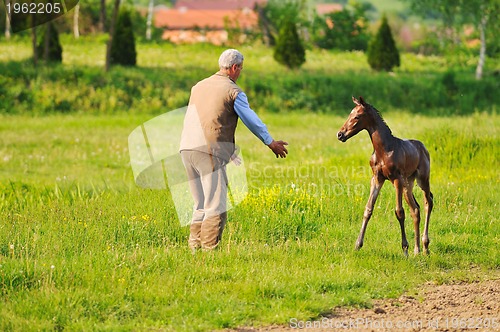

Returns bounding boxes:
[356,175,384,250]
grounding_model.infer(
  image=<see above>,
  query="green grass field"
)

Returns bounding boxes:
[0,37,499,331]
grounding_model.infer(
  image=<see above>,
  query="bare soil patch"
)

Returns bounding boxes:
[231,279,500,331]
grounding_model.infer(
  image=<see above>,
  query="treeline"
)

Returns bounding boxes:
[2,0,498,58]
[1,0,498,74]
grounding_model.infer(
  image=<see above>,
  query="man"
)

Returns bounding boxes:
[180,49,288,251]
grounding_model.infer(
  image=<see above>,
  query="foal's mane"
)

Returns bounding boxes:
[365,102,393,136]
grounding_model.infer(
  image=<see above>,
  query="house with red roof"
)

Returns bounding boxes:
[174,0,265,10]
[153,1,343,45]
[315,3,343,16]
[154,0,266,44]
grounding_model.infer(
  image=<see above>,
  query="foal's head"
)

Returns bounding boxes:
[337,96,371,142]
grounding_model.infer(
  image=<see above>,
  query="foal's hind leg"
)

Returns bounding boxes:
[417,176,433,255]
[394,178,409,256]
[403,180,421,255]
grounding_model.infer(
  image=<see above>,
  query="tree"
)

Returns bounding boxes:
[257,0,306,47]
[312,4,370,51]
[105,0,121,71]
[4,0,11,39]
[145,0,154,40]
[273,18,306,69]
[32,22,38,66]
[404,0,499,80]
[73,3,80,38]
[367,15,400,72]
[109,8,137,66]
[100,0,107,32]
[36,21,63,63]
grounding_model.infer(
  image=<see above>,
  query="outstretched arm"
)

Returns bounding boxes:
[234,92,288,158]
[234,92,273,144]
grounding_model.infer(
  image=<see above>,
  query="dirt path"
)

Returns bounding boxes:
[231,279,500,331]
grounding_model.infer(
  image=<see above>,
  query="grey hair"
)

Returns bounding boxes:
[218,49,244,69]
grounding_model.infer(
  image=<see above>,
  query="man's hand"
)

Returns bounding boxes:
[230,154,242,166]
[268,140,289,158]
[230,145,242,165]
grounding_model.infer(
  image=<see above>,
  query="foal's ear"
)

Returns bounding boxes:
[359,96,366,106]
[352,96,360,105]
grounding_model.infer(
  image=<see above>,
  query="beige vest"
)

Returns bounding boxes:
[180,72,242,162]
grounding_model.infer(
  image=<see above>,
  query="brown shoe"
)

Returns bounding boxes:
[188,222,202,252]
[200,213,226,249]
[201,242,220,251]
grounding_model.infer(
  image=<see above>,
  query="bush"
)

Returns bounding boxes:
[110,8,137,66]
[367,15,400,71]
[273,18,305,69]
[36,21,63,63]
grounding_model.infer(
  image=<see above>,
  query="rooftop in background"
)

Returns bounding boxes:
[174,0,266,10]
[316,3,343,16]
[154,8,258,30]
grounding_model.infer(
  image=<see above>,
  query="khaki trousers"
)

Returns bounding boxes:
[180,150,228,250]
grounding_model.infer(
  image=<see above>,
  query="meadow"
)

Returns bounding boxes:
[0,36,499,331]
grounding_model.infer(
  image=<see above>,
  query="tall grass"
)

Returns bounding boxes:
[0,110,498,331]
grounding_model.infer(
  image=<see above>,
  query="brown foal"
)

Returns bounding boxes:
[337,97,434,255]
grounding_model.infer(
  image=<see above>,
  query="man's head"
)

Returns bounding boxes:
[219,49,244,82]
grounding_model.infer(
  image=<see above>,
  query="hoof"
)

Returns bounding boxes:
[355,242,363,250]
[422,237,430,248]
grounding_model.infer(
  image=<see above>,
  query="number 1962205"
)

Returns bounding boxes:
[6,2,62,14]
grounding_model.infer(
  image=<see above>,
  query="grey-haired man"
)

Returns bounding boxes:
[180,49,288,251]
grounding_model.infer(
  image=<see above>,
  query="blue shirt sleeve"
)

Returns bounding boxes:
[234,92,273,145]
